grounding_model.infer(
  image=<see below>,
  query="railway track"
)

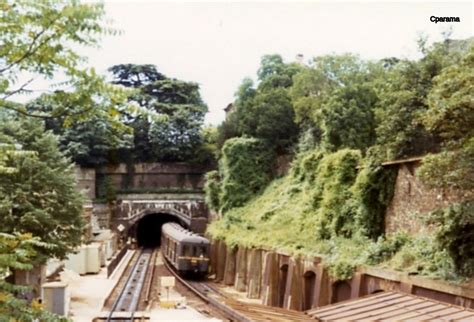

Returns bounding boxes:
[163,256,315,322]
[98,246,314,321]
[103,248,156,322]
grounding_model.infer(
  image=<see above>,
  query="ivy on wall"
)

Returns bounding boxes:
[205,137,275,214]
[204,170,221,211]
[352,161,397,239]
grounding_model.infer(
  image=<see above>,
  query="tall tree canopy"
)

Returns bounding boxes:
[26,94,133,166]
[109,64,209,162]
[291,54,378,152]
[373,39,462,159]
[220,54,301,154]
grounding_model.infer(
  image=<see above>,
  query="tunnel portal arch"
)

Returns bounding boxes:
[133,211,186,248]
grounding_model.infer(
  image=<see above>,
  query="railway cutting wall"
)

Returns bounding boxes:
[209,239,474,311]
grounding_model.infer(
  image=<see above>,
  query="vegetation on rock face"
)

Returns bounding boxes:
[352,160,397,239]
[310,149,361,239]
[208,37,474,282]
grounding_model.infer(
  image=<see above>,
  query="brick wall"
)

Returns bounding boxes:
[384,161,473,235]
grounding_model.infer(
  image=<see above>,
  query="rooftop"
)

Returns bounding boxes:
[306,291,474,321]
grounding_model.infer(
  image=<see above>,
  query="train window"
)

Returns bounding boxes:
[183,245,191,257]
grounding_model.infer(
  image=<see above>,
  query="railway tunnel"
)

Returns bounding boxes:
[135,213,184,247]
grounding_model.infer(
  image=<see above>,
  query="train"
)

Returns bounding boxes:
[161,222,210,277]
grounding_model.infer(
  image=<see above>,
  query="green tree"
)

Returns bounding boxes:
[240,88,299,153]
[291,54,378,152]
[257,54,302,91]
[109,64,208,162]
[26,95,133,166]
[418,45,474,189]
[0,117,83,261]
[228,55,301,153]
[374,39,462,159]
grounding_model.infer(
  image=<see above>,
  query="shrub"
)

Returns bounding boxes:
[364,232,410,265]
[428,200,474,277]
[312,149,361,239]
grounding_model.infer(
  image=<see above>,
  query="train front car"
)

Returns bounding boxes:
[161,223,210,277]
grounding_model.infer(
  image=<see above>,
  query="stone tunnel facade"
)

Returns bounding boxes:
[109,196,209,248]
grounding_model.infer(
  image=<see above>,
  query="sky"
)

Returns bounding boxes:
[22,1,474,124]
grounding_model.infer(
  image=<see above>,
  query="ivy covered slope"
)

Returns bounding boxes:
[207,41,474,282]
[208,149,470,282]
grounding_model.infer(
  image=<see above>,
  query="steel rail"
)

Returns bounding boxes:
[106,249,143,322]
[106,248,153,322]
[143,250,157,304]
[162,256,251,322]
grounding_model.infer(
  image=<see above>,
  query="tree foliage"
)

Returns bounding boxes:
[0,0,137,128]
[0,117,83,261]
[373,40,463,159]
[217,55,301,154]
[291,54,378,152]
[108,64,209,162]
[26,94,133,166]
[418,45,474,189]
[0,232,68,321]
